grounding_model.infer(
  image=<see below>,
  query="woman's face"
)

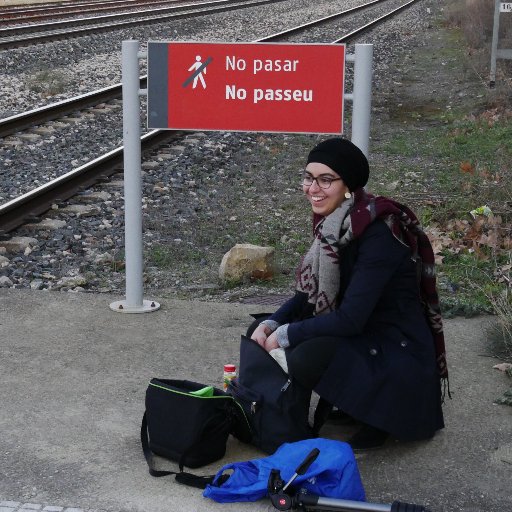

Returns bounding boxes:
[303,162,350,216]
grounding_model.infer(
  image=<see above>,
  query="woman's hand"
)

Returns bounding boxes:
[251,323,271,347]
[264,332,280,352]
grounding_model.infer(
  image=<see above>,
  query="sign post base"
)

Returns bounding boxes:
[109,299,161,313]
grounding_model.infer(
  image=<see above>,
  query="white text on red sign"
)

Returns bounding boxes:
[225,55,311,105]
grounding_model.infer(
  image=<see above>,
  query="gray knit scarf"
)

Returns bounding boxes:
[296,197,354,315]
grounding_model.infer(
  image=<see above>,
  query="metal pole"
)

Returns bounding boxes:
[490,0,501,87]
[310,496,390,512]
[110,40,160,313]
[350,44,373,158]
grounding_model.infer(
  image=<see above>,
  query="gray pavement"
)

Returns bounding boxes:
[0,288,511,512]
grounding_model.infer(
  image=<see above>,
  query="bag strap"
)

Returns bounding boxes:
[141,412,178,477]
[140,412,221,489]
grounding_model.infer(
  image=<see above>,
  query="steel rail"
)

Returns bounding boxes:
[0,0,262,37]
[0,0,139,14]
[0,0,183,21]
[258,0,384,41]
[0,81,134,138]
[0,130,176,234]
[332,0,419,43]
[0,0,419,235]
[0,0,281,50]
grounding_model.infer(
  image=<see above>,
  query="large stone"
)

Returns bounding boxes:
[54,275,87,289]
[0,276,13,287]
[51,204,101,217]
[24,219,67,231]
[0,236,38,254]
[76,191,111,203]
[219,244,275,283]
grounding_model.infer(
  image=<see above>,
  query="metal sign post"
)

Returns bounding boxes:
[110,40,160,313]
[345,44,373,157]
[490,0,512,87]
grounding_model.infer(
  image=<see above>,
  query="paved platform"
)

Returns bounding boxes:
[0,288,511,512]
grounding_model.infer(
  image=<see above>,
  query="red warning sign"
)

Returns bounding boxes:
[147,42,345,134]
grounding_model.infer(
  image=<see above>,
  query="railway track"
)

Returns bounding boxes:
[0,0,200,24]
[0,0,283,49]
[0,0,419,237]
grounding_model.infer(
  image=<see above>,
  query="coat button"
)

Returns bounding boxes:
[369,348,378,356]
[400,340,408,347]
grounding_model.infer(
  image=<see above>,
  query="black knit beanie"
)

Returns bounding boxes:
[306,138,369,191]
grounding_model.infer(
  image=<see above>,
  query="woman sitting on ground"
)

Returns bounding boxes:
[250,138,448,450]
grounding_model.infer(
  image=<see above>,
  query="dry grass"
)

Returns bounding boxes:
[445,0,512,93]
[442,1,512,363]
[444,0,512,43]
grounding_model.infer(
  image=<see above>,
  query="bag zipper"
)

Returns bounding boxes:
[281,379,291,393]
[242,338,293,412]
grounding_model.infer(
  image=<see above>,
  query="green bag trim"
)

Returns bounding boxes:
[148,381,252,432]
[190,386,215,397]
[149,381,229,399]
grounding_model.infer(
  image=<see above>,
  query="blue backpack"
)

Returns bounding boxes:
[203,438,366,504]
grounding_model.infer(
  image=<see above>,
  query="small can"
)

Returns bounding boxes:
[223,364,237,391]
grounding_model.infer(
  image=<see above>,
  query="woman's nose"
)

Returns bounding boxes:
[309,178,321,192]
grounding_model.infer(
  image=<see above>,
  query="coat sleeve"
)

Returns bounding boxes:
[268,291,309,325]
[287,221,410,346]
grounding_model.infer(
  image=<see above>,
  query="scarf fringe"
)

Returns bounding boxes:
[441,377,452,404]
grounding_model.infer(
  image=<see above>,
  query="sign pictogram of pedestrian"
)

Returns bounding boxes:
[183,55,213,89]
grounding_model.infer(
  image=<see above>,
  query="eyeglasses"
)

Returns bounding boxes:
[302,173,342,190]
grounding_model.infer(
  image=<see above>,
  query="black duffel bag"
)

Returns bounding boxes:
[228,335,315,454]
[141,379,249,475]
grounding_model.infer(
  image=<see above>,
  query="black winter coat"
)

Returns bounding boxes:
[269,219,444,441]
